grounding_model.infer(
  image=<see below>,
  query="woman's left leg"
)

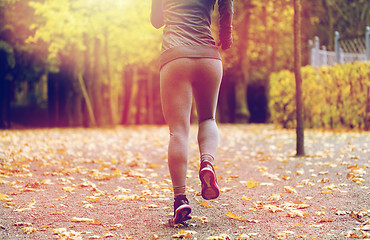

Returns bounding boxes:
[160,59,193,197]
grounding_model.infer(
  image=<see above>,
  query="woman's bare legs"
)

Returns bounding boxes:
[160,58,222,198]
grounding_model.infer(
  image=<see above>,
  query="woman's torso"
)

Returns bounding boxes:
[160,0,220,68]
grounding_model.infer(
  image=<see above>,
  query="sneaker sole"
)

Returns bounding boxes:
[199,168,220,200]
[174,205,191,224]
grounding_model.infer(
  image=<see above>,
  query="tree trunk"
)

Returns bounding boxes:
[83,34,96,127]
[104,30,115,125]
[234,6,252,123]
[294,0,305,156]
[0,55,6,129]
[127,66,139,124]
[147,70,154,124]
[93,37,103,126]
[78,72,96,126]
[323,0,335,51]
[0,50,11,129]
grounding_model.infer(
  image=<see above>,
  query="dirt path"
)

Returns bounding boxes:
[0,124,369,239]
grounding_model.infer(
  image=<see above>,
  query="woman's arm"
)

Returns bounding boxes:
[151,0,164,29]
[218,0,233,50]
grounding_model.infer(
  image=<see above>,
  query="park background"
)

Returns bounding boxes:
[0,0,369,130]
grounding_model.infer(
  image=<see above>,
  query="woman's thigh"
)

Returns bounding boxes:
[160,58,193,131]
[160,58,222,127]
[191,58,222,122]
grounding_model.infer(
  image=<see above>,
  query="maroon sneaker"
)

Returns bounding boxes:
[199,161,220,200]
[173,195,191,224]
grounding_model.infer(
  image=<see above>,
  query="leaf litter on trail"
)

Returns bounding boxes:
[1,126,369,239]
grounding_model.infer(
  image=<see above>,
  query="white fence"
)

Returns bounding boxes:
[309,26,370,67]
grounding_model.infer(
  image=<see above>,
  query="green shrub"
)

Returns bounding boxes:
[269,62,370,130]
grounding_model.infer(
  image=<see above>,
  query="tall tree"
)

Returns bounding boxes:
[293,0,305,156]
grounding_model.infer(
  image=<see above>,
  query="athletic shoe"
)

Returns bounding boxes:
[173,195,191,224]
[199,160,220,200]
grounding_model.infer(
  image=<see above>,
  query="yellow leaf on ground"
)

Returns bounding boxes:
[221,187,232,193]
[262,204,284,213]
[281,175,291,180]
[227,212,247,221]
[226,212,261,223]
[173,230,197,238]
[50,211,63,215]
[192,216,209,223]
[196,199,213,207]
[71,217,94,223]
[147,163,160,169]
[113,194,141,201]
[235,234,251,239]
[0,194,12,201]
[61,186,75,192]
[86,196,100,202]
[314,210,326,216]
[38,225,49,231]
[277,231,295,239]
[284,186,297,193]
[21,227,37,234]
[54,195,68,201]
[247,179,259,188]
[207,234,231,240]
[102,231,116,238]
[287,209,308,218]
[53,228,67,235]
[241,195,252,201]
[88,235,101,239]
[267,193,282,202]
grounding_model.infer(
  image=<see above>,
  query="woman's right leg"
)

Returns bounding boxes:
[192,59,222,160]
[191,58,223,200]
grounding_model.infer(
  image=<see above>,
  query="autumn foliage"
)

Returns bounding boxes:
[269,62,370,130]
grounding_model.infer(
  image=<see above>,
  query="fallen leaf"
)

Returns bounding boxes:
[88,235,101,239]
[53,228,67,235]
[277,231,295,239]
[317,218,333,223]
[196,199,213,207]
[321,190,332,194]
[267,193,282,202]
[0,194,12,201]
[21,227,37,234]
[235,234,251,239]
[314,210,326,216]
[241,195,252,201]
[226,212,260,223]
[13,222,32,226]
[246,179,259,188]
[71,217,94,223]
[102,231,116,238]
[192,216,209,223]
[284,186,297,193]
[83,204,94,208]
[286,209,308,218]
[173,230,197,238]
[207,234,231,240]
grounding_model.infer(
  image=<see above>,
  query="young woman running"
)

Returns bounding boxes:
[151,0,233,224]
